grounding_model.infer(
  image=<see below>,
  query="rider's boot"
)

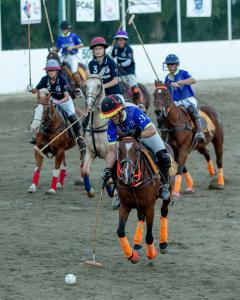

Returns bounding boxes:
[131,86,146,112]
[187,105,206,143]
[30,135,36,145]
[68,114,86,151]
[156,149,171,200]
[73,72,83,97]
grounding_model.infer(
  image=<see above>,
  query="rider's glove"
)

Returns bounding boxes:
[102,167,112,187]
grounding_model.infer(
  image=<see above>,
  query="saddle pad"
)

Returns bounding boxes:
[199,111,216,134]
[141,146,159,176]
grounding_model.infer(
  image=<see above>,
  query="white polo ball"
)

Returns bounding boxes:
[65,274,76,285]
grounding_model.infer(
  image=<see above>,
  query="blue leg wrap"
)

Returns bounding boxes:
[106,185,113,197]
[83,175,91,192]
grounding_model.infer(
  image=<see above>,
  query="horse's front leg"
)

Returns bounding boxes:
[57,154,67,189]
[28,148,44,193]
[133,211,145,251]
[183,166,194,193]
[145,206,157,260]
[117,204,139,264]
[173,147,188,198]
[159,198,171,254]
[47,149,65,195]
[82,149,95,197]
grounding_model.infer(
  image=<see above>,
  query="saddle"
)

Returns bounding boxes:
[62,62,88,84]
[180,107,216,135]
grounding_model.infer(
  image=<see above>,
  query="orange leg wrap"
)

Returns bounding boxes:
[160,217,168,244]
[173,174,182,194]
[119,237,133,259]
[207,160,215,176]
[183,172,194,191]
[217,168,224,186]
[134,221,144,245]
[146,243,158,260]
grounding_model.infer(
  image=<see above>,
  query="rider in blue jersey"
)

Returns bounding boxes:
[163,54,205,143]
[54,21,84,91]
[88,37,121,96]
[100,94,171,201]
[111,30,144,108]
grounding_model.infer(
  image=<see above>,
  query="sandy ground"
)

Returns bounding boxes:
[0,79,240,300]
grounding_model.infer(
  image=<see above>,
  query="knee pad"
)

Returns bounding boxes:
[187,104,199,118]
[156,149,171,169]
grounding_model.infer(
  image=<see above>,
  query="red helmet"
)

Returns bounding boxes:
[90,37,108,50]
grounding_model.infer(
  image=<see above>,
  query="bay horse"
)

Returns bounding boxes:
[80,71,120,208]
[116,136,174,263]
[28,92,82,194]
[154,81,224,198]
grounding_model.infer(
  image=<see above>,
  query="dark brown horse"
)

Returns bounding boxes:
[116,136,172,263]
[28,93,80,194]
[154,82,224,198]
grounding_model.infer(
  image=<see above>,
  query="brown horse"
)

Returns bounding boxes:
[28,93,80,194]
[116,136,172,263]
[154,82,224,198]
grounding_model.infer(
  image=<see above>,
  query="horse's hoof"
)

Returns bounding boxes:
[184,188,194,194]
[133,244,143,256]
[28,184,37,193]
[172,192,181,198]
[74,178,84,186]
[159,242,168,254]
[46,188,56,195]
[87,188,95,198]
[209,183,224,190]
[57,182,62,189]
[129,251,139,264]
[112,196,120,210]
[146,245,158,260]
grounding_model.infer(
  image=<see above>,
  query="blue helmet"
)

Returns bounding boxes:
[164,54,179,65]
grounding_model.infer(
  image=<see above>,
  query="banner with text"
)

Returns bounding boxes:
[76,0,95,22]
[20,0,41,24]
[128,0,161,14]
[101,0,120,21]
[186,0,212,17]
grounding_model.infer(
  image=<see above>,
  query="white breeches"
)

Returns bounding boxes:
[121,74,138,87]
[53,97,76,117]
[175,96,198,109]
[60,54,79,73]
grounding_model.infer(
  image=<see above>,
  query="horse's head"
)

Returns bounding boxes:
[118,136,141,186]
[47,49,60,64]
[85,68,105,111]
[153,81,172,117]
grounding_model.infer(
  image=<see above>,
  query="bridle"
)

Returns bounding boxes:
[155,84,171,117]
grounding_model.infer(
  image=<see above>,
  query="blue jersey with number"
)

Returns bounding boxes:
[88,55,121,95]
[107,104,152,144]
[111,45,135,75]
[164,69,194,102]
[56,32,82,55]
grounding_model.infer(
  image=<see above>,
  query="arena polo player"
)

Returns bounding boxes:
[154,81,224,197]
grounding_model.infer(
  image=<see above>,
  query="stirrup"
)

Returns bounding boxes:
[75,88,83,98]
[196,132,206,143]
[76,137,86,151]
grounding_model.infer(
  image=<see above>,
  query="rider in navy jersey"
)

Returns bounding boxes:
[88,37,121,96]
[30,59,85,149]
[100,94,171,201]
[111,30,144,107]
[163,54,205,143]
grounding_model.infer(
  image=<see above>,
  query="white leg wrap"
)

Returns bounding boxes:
[52,169,60,177]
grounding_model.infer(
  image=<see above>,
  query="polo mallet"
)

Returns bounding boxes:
[34,112,88,157]
[128,15,160,81]
[42,0,54,45]
[85,185,105,268]
[27,14,33,91]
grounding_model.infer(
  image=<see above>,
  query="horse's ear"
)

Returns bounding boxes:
[154,80,163,87]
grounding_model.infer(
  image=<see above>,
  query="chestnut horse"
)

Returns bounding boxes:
[116,136,173,263]
[154,82,224,198]
[28,93,81,194]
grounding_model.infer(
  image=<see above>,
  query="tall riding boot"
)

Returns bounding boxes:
[72,72,83,97]
[68,114,85,150]
[131,86,146,112]
[156,149,171,200]
[187,105,206,143]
